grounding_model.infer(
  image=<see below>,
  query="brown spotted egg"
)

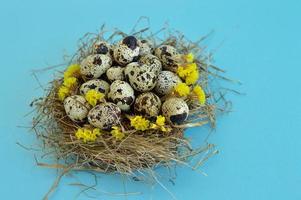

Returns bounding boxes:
[106,66,125,82]
[113,36,140,66]
[108,80,135,111]
[154,45,180,72]
[92,40,112,55]
[124,62,157,92]
[80,54,112,79]
[139,54,162,75]
[88,102,121,130]
[155,71,182,96]
[162,97,189,125]
[138,39,153,55]
[134,92,161,118]
[64,95,91,122]
[79,79,110,95]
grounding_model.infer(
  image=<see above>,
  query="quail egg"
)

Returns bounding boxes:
[125,62,157,92]
[155,71,182,96]
[134,92,161,118]
[138,39,153,55]
[154,45,180,72]
[64,95,91,122]
[106,66,125,82]
[108,80,135,111]
[162,97,189,125]
[92,40,112,55]
[88,102,121,130]
[139,54,162,75]
[113,36,140,66]
[79,79,110,95]
[80,54,112,79]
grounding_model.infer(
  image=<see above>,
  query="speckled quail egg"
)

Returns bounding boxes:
[138,39,153,55]
[155,71,182,96]
[154,45,180,72]
[64,95,91,122]
[88,102,121,130]
[108,80,135,111]
[113,36,140,66]
[139,54,162,75]
[162,97,189,125]
[106,66,125,82]
[92,40,112,55]
[134,92,161,118]
[79,79,110,95]
[124,62,158,92]
[80,54,112,79]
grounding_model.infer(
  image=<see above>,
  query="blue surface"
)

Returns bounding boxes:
[0,0,301,199]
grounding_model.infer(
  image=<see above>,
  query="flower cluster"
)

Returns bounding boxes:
[130,115,170,132]
[85,89,105,106]
[58,64,80,101]
[64,64,81,79]
[111,126,125,140]
[177,53,199,85]
[130,116,150,131]
[193,85,206,104]
[75,128,102,143]
[150,115,171,132]
[183,53,194,63]
[174,82,190,97]
[173,82,206,105]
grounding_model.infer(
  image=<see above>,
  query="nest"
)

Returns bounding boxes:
[31,22,231,198]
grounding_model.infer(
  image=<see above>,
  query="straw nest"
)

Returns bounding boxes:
[31,22,230,188]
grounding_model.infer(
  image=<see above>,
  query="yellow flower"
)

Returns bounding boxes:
[156,115,166,126]
[185,69,199,85]
[93,128,102,136]
[193,85,206,104]
[58,86,70,101]
[85,89,105,106]
[150,116,170,132]
[184,53,194,63]
[75,128,102,143]
[186,63,198,72]
[130,116,150,131]
[174,83,190,97]
[64,64,81,79]
[63,77,78,88]
[150,123,159,129]
[111,126,125,140]
[177,66,188,78]
[176,63,199,85]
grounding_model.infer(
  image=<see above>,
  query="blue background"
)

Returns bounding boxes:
[0,0,300,199]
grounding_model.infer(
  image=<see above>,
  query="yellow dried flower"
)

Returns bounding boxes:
[185,69,199,85]
[150,116,170,132]
[75,128,101,143]
[85,89,105,106]
[130,116,150,131]
[150,123,159,129]
[176,63,199,85]
[58,86,70,101]
[176,66,188,78]
[111,126,125,140]
[63,77,78,88]
[64,64,81,79]
[193,85,206,104]
[184,53,194,63]
[186,62,198,72]
[156,115,166,126]
[92,128,102,136]
[174,83,190,97]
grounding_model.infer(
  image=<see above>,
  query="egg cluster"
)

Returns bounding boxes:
[59,35,206,141]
